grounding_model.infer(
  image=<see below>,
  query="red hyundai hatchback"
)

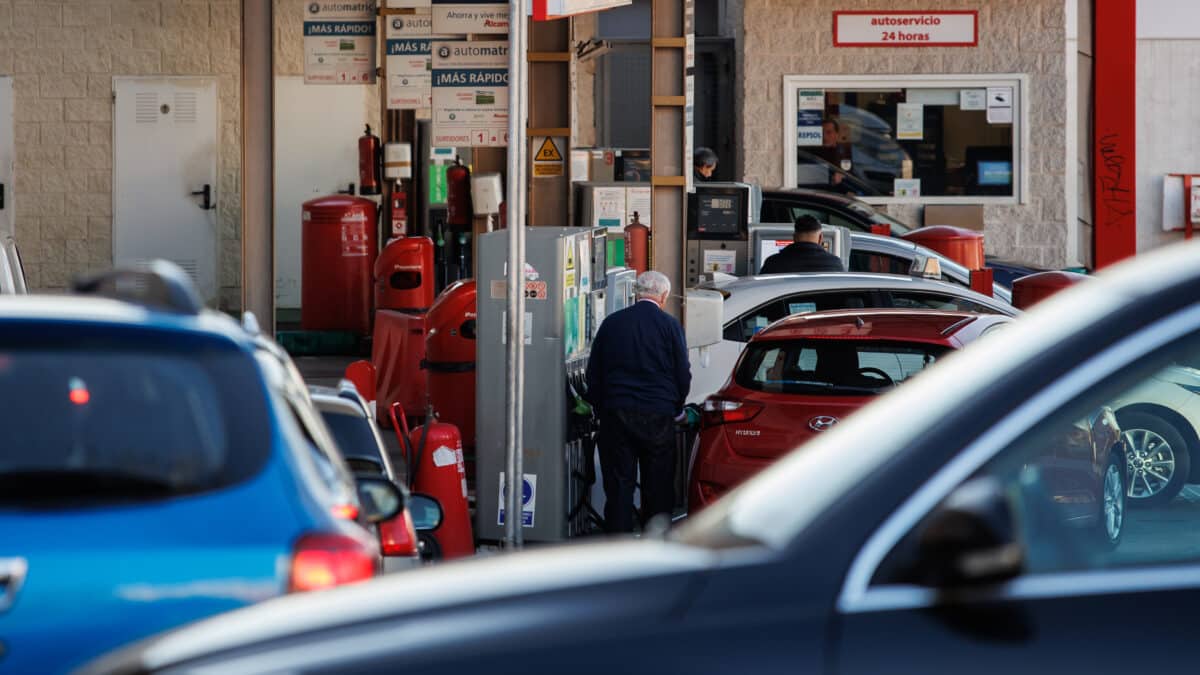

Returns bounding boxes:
[689,309,1013,511]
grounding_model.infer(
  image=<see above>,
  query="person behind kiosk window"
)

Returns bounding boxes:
[760,214,846,274]
[585,271,691,534]
[693,147,718,183]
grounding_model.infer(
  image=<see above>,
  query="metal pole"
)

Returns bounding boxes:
[504,0,529,550]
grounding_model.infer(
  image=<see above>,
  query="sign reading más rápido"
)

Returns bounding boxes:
[833,10,977,47]
[303,1,378,84]
[432,0,510,34]
[431,41,509,147]
[386,14,440,109]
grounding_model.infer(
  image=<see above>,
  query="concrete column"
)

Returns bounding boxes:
[242,0,275,332]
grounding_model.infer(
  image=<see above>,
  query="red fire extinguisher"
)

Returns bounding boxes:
[446,156,473,231]
[359,124,382,196]
[390,184,408,237]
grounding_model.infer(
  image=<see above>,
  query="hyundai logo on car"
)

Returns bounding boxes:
[809,416,838,432]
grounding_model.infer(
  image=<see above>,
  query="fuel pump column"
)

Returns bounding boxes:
[475,227,611,542]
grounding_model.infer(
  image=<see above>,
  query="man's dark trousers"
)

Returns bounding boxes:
[598,407,676,533]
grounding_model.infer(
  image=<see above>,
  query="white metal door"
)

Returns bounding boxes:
[273,77,369,308]
[114,77,218,302]
[0,77,14,236]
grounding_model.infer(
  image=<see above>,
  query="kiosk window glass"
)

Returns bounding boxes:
[784,76,1025,204]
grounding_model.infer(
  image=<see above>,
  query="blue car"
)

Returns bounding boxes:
[0,262,400,674]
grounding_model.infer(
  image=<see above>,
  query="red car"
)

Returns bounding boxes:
[689,309,1012,511]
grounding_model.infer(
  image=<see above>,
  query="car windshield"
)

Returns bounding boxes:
[847,202,913,235]
[0,339,271,507]
[320,410,386,473]
[736,339,946,395]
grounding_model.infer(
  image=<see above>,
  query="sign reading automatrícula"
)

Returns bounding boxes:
[303,1,377,84]
[432,0,509,34]
[431,41,508,147]
[386,14,440,109]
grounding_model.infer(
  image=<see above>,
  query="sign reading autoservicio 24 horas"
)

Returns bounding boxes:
[833,11,978,47]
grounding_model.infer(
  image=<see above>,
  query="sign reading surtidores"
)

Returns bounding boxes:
[431,41,509,147]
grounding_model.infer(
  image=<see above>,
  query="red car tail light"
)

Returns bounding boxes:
[379,510,418,557]
[330,503,360,521]
[289,533,376,592]
[701,398,764,426]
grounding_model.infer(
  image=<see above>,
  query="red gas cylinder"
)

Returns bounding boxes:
[392,404,474,559]
[302,195,378,334]
[375,237,435,312]
[901,226,985,271]
[624,212,650,274]
[1012,271,1088,310]
[425,280,477,460]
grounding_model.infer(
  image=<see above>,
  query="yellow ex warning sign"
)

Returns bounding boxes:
[532,136,565,177]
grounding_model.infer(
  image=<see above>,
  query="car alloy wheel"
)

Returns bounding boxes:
[1103,460,1124,545]
[1124,428,1176,500]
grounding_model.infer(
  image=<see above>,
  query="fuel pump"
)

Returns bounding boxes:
[685,183,757,285]
[358,125,382,197]
[476,227,622,542]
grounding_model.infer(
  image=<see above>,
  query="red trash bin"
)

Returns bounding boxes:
[301,195,378,334]
[425,280,477,455]
[375,237,435,312]
[901,226,985,271]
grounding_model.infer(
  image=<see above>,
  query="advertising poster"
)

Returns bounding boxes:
[432,0,510,33]
[431,41,509,147]
[796,89,825,147]
[703,249,737,275]
[960,89,986,111]
[385,15,439,109]
[894,178,922,198]
[896,103,924,140]
[303,1,377,85]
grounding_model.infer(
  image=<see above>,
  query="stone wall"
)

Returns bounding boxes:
[0,0,380,308]
[1,0,242,305]
[738,0,1069,267]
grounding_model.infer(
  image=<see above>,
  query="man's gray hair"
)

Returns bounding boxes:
[635,270,671,299]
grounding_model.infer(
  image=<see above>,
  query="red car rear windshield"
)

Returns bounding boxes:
[735,339,949,395]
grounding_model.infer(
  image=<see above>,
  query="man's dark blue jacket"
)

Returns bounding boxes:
[585,300,691,417]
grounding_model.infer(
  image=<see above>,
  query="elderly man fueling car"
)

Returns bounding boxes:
[585,270,691,533]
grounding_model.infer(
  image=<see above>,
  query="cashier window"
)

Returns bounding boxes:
[783,75,1027,205]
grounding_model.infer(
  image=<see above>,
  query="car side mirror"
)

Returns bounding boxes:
[409,493,444,531]
[354,474,405,524]
[914,477,1024,588]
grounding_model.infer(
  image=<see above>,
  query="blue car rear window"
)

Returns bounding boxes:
[0,329,272,506]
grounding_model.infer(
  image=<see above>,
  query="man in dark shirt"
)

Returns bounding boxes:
[760,214,846,274]
[585,270,691,533]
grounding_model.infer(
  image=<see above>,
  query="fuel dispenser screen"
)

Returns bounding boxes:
[697,194,742,235]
